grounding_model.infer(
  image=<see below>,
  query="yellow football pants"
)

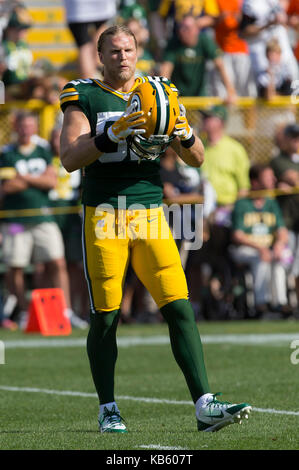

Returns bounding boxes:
[82,205,189,312]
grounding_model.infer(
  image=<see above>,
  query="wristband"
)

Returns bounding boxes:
[181,134,195,148]
[94,132,118,153]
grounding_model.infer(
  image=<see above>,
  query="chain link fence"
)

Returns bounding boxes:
[0,101,61,146]
[182,96,299,164]
[0,97,299,162]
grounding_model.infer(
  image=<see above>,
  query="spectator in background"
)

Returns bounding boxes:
[210,0,257,98]
[160,145,215,257]
[147,0,168,62]
[63,0,117,78]
[160,146,216,222]
[287,0,299,64]
[270,123,299,309]
[257,38,293,99]
[0,6,33,100]
[0,0,21,41]
[0,112,72,328]
[239,0,299,86]
[118,0,147,25]
[230,164,290,317]
[158,0,220,32]
[23,59,68,104]
[160,146,217,319]
[48,125,89,327]
[189,105,250,317]
[125,17,155,77]
[200,105,250,228]
[150,0,220,65]
[159,14,237,102]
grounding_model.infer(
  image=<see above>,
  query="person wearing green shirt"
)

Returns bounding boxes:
[0,112,70,327]
[270,123,299,314]
[48,125,89,329]
[159,14,237,101]
[200,104,250,257]
[230,164,290,316]
[0,8,32,99]
[201,105,250,206]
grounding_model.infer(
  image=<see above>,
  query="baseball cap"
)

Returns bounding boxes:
[284,123,299,138]
[7,7,32,30]
[201,105,228,122]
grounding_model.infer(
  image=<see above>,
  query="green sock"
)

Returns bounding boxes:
[160,299,210,402]
[86,309,120,404]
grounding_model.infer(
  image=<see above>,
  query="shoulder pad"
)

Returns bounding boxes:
[59,78,94,112]
[59,79,94,111]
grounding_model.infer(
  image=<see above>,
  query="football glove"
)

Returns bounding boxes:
[107,103,146,143]
[173,104,193,141]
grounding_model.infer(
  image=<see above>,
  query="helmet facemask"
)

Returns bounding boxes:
[129,133,175,160]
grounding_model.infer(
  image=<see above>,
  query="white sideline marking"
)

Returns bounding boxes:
[0,385,299,417]
[3,333,299,350]
[137,445,187,450]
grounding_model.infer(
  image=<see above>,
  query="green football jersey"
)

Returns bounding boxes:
[231,197,285,248]
[60,77,165,209]
[162,33,221,97]
[0,143,54,224]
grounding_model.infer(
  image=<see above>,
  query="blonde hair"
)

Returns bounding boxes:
[97,25,137,54]
[266,38,281,55]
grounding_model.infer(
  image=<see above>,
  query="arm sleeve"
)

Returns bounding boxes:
[0,150,17,180]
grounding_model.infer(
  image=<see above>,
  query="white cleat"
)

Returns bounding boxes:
[98,405,127,433]
[196,393,252,432]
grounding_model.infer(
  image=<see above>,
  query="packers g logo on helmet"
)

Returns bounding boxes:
[127,78,180,160]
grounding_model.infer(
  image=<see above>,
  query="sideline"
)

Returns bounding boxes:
[2,332,299,349]
[0,385,298,417]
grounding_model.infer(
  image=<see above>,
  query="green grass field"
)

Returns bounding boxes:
[0,319,299,451]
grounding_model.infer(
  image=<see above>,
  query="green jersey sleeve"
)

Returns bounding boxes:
[59,79,91,117]
[0,147,16,179]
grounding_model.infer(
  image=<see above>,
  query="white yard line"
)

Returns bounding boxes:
[2,332,299,350]
[137,445,187,450]
[0,385,299,417]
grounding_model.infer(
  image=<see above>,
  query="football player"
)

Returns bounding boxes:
[60,25,252,433]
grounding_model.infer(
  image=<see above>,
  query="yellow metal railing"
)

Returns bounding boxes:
[181,96,299,164]
[1,185,299,220]
[0,96,299,162]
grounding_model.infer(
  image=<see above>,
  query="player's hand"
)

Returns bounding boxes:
[107,103,146,143]
[173,104,193,141]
